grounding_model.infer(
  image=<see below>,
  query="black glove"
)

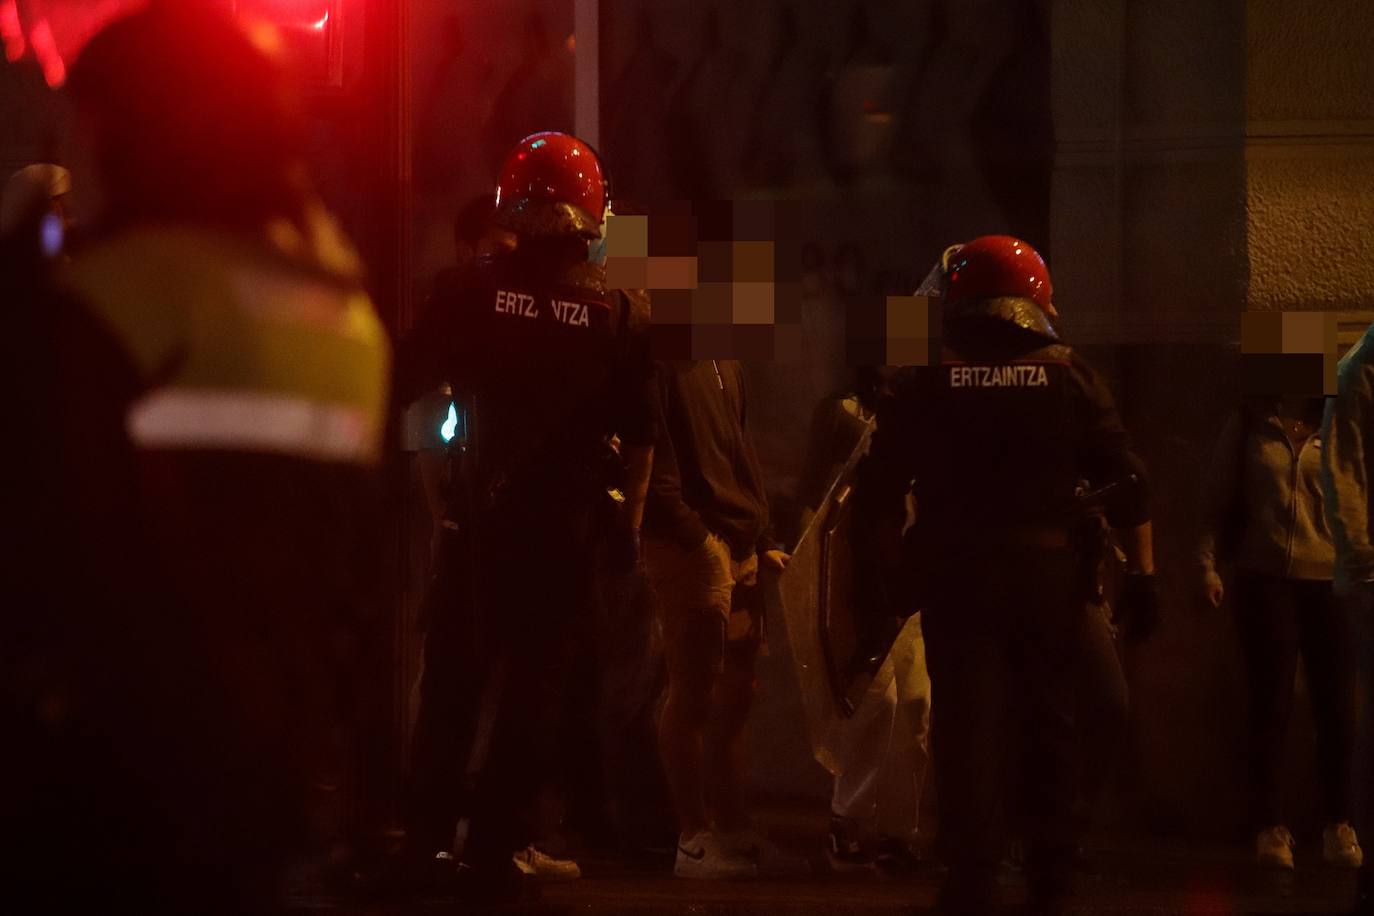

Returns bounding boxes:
[1115,572,1161,645]
[605,525,642,576]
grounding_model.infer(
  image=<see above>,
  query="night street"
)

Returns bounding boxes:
[8,3,1374,914]
[284,810,1361,915]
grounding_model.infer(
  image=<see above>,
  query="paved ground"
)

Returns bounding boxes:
[288,824,1362,914]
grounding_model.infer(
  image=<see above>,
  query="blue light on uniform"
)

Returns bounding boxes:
[440,402,458,443]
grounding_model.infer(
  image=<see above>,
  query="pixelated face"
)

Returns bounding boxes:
[598,203,1057,370]
[1239,310,1338,397]
[846,295,943,369]
[602,201,801,362]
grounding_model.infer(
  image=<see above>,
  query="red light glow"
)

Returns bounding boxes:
[3,1,159,88]
[0,0,24,62]
[29,18,65,87]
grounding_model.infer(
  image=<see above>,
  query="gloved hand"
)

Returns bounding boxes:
[1115,572,1161,645]
[606,525,642,575]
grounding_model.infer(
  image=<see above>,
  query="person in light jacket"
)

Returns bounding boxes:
[1199,395,1361,870]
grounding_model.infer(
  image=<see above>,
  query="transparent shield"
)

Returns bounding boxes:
[913,259,946,298]
[767,422,884,773]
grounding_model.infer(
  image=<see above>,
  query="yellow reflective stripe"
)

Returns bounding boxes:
[127,389,381,464]
[178,306,388,405]
[64,227,392,445]
[65,227,389,401]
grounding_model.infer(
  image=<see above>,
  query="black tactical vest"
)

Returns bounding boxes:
[901,301,1084,536]
[449,250,636,493]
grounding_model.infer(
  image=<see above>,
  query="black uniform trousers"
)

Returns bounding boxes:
[404,521,486,857]
[405,488,598,863]
[922,544,1080,910]
[564,557,673,851]
[460,490,600,869]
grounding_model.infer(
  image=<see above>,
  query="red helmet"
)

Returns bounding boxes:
[494,132,607,240]
[943,235,1053,313]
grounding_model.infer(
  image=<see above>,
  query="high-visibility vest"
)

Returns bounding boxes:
[64,224,391,466]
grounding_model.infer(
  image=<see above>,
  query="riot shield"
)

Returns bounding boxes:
[767,424,884,774]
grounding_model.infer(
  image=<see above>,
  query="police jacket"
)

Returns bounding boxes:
[58,207,391,748]
[396,243,656,503]
[859,298,1149,546]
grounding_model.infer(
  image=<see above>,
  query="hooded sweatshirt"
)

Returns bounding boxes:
[646,359,775,560]
[1198,400,1334,582]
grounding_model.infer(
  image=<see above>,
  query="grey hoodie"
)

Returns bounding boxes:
[1321,328,1374,587]
[1198,403,1334,582]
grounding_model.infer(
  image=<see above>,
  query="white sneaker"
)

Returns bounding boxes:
[1324,822,1364,868]
[512,845,581,882]
[1256,825,1295,869]
[673,830,758,880]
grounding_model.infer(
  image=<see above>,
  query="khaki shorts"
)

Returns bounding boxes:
[645,532,761,676]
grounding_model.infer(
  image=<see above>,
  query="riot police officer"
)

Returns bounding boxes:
[857,236,1156,914]
[396,131,656,901]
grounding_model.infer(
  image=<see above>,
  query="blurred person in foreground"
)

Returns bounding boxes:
[5,4,390,913]
[1,163,71,247]
[1,159,115,912]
